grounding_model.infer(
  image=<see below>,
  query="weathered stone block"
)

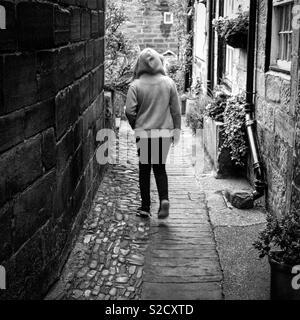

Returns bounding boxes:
[98,10,105,37]
[73,118,83,151]
[0,53,37,114]
[0,202,13,263]
[56,129,74,174]
[82,130,94,169]
[37,50,56,101]
[82,105,94,140]
[269,165,287,215]
[79,75,90,113]
[55,160,73,216]
[24,99,55,139]
[0,136,43,206]
[98,0,105,11]
[73,43,86,79]
[70,7,81,42]
[93,37,103,67]
[14,170,56,250]
[72,175,86,215]
[280,80,291,113]
[88,0,98,9]
[81,9,91,40]
[13,231,45,299]
[91,10,99,38]
[71,145,84,190]
[42,128,56,171]
[17,2,54,50]
[274,109,294,145]
[0,1,17,52]
[54,46,75,91]
[85,39,94,72]
[55,83,80,140]
[54,5,71,46]
[0,109,25,153]
[266,74,281,103]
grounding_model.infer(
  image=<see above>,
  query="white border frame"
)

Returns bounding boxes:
[164,12,174,25]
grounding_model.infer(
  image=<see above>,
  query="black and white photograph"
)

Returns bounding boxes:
[0,0,300,307]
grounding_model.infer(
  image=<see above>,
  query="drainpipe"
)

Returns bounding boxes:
[245,0,265,200]
[207,0,215,94]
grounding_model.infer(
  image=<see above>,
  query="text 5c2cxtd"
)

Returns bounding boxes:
[148,305,193,315]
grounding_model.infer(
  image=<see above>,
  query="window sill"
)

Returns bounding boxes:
[266,68,291,81]
[269,65,291,76]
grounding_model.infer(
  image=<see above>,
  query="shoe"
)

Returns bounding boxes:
[136,207,151,219]
[158,200,170,219]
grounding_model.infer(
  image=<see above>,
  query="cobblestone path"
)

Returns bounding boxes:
[47,120,223,300]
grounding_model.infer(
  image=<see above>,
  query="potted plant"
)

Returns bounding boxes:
[213,10,249,49]
[253,212,300,300]
[203,90,248,178]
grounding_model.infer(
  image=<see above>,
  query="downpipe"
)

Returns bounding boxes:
[245,0,265,201]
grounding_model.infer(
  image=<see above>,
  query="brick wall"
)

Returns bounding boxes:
[116,0,180,54]
[255,0,300,216]
[0,0,106,299]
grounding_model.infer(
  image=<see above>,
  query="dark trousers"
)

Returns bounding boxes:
[137,137,172,211]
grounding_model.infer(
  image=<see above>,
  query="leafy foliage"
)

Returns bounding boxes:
[105,2,139,95]
[168,61,185,92]
[204,89,229,122]
[212,10,249,49]
[253,212,300,266]
[165,0,193,93]
[221,94,248,167]
[186,95,212,135]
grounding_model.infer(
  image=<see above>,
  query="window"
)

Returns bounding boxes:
[224,0,235,17]
[223,0,237,84]
[270,0,293,72]
[0,5,6,30]
[225,46,234,82]
[164,12,173,25]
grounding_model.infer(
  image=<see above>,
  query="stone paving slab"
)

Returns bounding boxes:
[141,126,223,300]
[142,282,223,300]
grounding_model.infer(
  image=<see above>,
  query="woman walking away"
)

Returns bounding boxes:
[125,48,181,219]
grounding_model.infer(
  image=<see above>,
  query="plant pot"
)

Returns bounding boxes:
[203,117,238,178]
[225,32,248,49]
[269,257,300,300]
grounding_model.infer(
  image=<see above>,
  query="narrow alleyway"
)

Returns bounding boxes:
[46,119,223,300]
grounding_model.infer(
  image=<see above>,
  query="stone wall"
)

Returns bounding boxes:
[255,0,300,216]
[0,0,106,299]
[116,0,180,54]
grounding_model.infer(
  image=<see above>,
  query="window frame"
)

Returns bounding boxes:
[269,0,294,73]
[164,12,174,25]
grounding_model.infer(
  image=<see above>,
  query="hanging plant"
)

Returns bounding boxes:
[213,10,249,49]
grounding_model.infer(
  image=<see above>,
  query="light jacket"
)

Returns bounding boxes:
[125,48,181,134]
